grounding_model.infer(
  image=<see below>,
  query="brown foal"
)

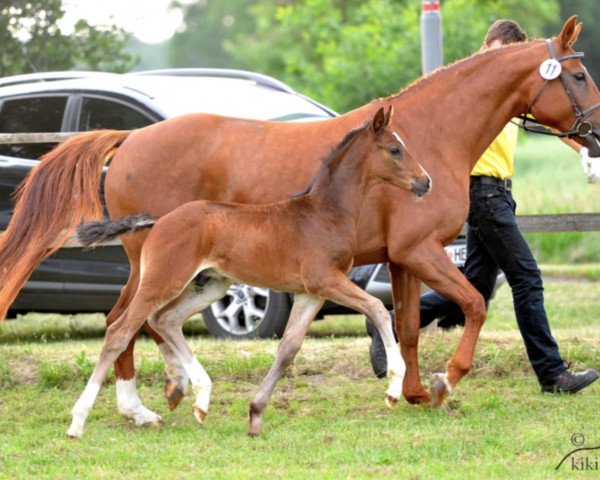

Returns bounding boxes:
[66,108,431,437]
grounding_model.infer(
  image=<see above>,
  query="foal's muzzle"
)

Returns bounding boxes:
[411,175,431,197]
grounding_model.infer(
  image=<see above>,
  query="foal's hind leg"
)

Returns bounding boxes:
[148,277,231,423]
[249,293,324,436]
[68,296,158,438]
[106,263,165,426]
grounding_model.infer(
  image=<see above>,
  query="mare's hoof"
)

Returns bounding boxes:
[404,390,431,405]
[430,372,451,407]
[165,380,185,411]
[193,405,207,424]
[384,394,398,409]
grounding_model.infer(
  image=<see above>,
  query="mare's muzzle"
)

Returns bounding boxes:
[586,130,600,157]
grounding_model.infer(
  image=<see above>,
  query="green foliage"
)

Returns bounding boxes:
[222,0,559,112]
[38,360,74,389]
[0,0,137,77]
[169,0,257,68]
[442,0,560,63]
[75,350,94,380]
[226,0,422,112]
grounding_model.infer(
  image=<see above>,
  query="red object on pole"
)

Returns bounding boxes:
[422,1,440,12]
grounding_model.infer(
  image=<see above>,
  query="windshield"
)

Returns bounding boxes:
[131,77,335,121]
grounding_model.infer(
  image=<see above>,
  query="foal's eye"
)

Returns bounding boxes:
[389,146,402,157]
[573,72,586,82]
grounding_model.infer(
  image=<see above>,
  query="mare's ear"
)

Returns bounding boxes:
[559,15,582,49]
[384,105,394,127]
[372,107,386,135]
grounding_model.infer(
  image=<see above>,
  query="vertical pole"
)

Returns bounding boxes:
[420,0,443,75]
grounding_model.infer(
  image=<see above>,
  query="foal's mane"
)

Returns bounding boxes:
[291,120,370,198]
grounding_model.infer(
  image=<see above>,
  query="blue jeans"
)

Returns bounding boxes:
[420,178,567,384]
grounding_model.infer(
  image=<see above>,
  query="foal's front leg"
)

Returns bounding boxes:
[318,273,405,407]
[249,293,324,436]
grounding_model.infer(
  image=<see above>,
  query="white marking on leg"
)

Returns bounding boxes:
[67,382,101,438]
[116,379,163,425]
[437,372,452,393]
[184,357,212,416]
[385,346,406,401]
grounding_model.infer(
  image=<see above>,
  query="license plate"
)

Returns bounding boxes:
[445,244,467,268]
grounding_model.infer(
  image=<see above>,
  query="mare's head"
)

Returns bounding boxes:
[526,16,600,156]
[366,107,431,197]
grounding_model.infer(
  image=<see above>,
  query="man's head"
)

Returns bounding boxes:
[483,19,527,49]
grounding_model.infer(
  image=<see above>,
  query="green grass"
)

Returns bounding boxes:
[513,134,600,263]
[0,281,599,479]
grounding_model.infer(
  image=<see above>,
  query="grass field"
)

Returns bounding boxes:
[1,280,599,479]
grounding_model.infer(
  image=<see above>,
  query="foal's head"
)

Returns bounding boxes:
[366,107,431,197]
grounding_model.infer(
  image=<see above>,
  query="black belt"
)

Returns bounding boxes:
[470,175,512,192]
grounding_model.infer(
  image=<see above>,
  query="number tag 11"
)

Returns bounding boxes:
[540,59,562,80]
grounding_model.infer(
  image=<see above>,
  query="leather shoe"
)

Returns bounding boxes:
[541,369,599,394]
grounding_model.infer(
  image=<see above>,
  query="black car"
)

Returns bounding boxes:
[0,69,485,338]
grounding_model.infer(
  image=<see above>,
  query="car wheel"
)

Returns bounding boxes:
[202,284,291,339]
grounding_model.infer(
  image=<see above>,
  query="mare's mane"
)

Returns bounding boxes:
[291,120,370,198]
[378,39,537,104]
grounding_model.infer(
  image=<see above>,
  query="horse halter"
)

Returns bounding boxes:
[516,39,600,151]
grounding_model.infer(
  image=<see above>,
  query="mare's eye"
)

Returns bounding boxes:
[389,146,402,157]
[573,72,586,82]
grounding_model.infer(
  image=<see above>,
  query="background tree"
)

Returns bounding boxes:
[222,0,560,112]
[168,0,261,68]
[0,0,137,77]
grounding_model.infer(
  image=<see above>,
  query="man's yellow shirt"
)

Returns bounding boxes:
[471,121,519,179]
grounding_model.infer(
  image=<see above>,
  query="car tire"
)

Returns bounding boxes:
[202,284,291,339]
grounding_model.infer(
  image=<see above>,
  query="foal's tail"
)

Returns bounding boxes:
[0,130,131,319]
[77,213,156,247]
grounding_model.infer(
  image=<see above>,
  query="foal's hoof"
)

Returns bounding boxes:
[248,415,263,437]
[66,427,83,439]
[440,401,459,415]
[131,409,163,427]
[165,379,185,411]
[193,405,207,424]
[384,394,398,409]
[430,372,452,407]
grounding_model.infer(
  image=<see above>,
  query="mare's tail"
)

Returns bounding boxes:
[77,213,156,247]
[0,130,131,319]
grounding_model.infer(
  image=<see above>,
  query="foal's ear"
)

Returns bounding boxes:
[384,105,393,127]
[372,107,386,135]
[559,15,582,49]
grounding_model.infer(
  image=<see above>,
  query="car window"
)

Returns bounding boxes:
[78,97,153,131]
[0,96,67,159]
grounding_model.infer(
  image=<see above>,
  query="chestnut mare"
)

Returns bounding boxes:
[1,17,600,426]
[66,108,431,437]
